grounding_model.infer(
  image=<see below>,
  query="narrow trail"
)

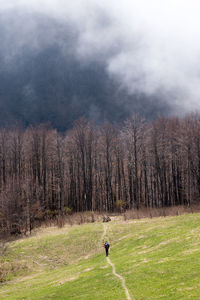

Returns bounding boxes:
[103,223,132,300]
[101,223,107,242]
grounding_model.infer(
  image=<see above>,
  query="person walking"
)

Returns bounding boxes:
[104,241,110,257]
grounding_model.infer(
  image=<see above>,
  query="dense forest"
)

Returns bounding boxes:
[1,114,200,236]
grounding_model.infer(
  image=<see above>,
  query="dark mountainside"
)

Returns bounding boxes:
[0,11,170,131]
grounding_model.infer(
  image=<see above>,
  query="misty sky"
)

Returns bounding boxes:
[1,0,200,115]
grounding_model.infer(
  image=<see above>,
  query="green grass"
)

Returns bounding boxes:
[1,214,200,299]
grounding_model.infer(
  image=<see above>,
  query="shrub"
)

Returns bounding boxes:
[116,200,126,212]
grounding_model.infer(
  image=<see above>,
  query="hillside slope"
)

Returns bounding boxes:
[1,214,200,299]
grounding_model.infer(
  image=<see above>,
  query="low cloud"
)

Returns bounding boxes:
[1,0,200,115]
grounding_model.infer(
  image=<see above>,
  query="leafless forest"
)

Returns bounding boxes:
[1,114,200,236]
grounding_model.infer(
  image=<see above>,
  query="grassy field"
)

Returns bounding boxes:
[1,213,200,299]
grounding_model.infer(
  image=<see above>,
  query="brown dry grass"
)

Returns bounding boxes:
[35,211,103,232]
[54,211,102,228]
[123,205,200,221]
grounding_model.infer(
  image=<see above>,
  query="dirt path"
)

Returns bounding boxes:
[101,223,107,242]
[103,224,132,300]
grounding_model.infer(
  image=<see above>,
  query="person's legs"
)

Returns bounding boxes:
[106,248,108,256]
